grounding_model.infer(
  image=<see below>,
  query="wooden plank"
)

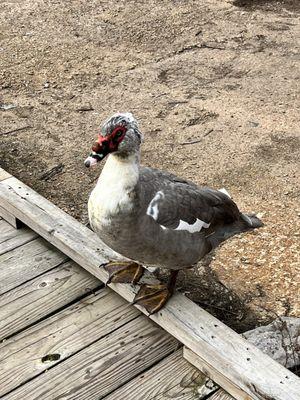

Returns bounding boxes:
[184,348,246,400]
[0,260,101,340]
[0,219,37,255]
[0,168,21,228]
[0,205,22,229]
[3,316,178,400]
[0,168,11,182]
[209,391,234,400]
[0,288,140,397]
[104,350,217,400]
[0,175,299,400]
[0,176,125,263]
[0,237,68,295]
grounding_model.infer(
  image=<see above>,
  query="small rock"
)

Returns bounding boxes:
[243,317,300,369]
[44,82,50,88]
[76,104,94,112]
[0,103,17,111]
[249,121,259,128]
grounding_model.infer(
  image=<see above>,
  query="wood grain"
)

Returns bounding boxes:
[3,316,178,400]
[0,168,19,229]
[0,237,68,295]
[0,219,37,255]
[0,205,22,229]
[208,390,234,400]
[0,288,140,397]
[184,348,245,400]
[1,174,299,400]
[0,260,101,340]
[104,350,216,400]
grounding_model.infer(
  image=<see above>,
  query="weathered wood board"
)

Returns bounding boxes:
[2,316,178,400]
[104,350,216,400]
[1,170,299,400]
[0,260,101,340]
[0,219,37,255]
[0,205,22,229]
[209,391,234,400]
[0,168,20,228]
[184,348,245,400]
[0,288,140,397]
[0,237,68,295]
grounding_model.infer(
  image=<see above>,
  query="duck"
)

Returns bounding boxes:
[84,112,263,314]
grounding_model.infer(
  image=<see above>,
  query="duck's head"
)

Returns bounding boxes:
[84,112,142,168]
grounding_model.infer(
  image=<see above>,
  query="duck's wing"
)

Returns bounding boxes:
[139,167,240,233]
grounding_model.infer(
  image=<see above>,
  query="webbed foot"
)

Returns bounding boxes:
[102,261,144,284]
[132,270,179,314]
[133,283,172,314]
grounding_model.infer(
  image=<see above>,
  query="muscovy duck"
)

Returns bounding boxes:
[84,113,262,314]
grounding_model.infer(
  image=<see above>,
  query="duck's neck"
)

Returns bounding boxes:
[98,152,140,190]
[90,153,140,220]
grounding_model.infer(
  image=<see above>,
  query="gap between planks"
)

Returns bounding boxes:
[0,169,299,400]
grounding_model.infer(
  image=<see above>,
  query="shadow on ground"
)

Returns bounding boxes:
[232,0,300,12]
[156,252,270,333]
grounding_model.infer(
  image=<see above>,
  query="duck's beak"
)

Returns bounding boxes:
[84,136,112,168]
[84,149,108,168]
[84,156,99,168]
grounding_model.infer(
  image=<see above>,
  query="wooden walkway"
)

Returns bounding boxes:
[0,167,299,400]
[0,216,219,399]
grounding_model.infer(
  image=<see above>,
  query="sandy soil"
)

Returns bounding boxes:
[0,0,299,332]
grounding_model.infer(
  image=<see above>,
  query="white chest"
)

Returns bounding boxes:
[88,155,139,228]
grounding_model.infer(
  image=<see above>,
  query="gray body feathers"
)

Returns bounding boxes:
[89,160,263,270]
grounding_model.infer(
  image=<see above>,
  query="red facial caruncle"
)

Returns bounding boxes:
[84,125,127,168]
[94,125,127,152]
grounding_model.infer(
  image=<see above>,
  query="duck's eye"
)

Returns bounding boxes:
[114,129,124,138]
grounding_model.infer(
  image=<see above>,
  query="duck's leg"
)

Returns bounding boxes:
[102,261,144,284]
[133,270,179,314]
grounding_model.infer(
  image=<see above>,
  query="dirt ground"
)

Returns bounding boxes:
[0,0,299,332]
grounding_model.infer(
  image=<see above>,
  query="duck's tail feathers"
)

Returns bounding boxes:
[207,212,263,249]
[241,213,264,228]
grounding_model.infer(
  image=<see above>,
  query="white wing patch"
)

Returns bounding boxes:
[147,191,210,233]
[218,187,231,198]
[174,218,210,233]
[146,191,165,221]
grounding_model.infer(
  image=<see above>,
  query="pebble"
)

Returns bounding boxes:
[0,103,16,110]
